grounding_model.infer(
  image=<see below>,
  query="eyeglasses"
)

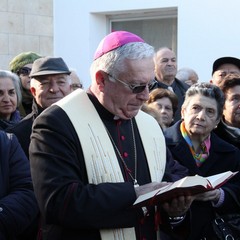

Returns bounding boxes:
[107,73,153,94]
[71,83,83,90]
[17,67,31,76]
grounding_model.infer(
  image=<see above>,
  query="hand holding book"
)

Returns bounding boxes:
[134,171,238,208]
[193,187,221,202]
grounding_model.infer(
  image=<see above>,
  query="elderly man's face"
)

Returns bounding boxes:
[154,48,177,83]
[211,64,240,86]
[70,71,82,91]
[101,58,154,120]
[30,74,71,109]
[223,85,240,128]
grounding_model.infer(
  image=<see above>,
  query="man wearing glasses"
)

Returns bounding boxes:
[9,51,41,116]
[29,31,192,240]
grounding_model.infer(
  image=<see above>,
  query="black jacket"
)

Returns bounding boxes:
[7,99,44,158]
[214,119,240,149]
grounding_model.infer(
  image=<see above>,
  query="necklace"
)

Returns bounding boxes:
[104,119,139,187]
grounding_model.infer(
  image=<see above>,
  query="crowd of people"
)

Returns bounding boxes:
[0,30,240,240]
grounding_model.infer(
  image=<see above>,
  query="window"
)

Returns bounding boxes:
[108,7,177,53]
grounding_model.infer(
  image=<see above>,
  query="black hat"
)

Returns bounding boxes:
[30,56,71,77]
[212,57,240,75]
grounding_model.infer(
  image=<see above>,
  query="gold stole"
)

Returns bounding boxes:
[55,89,166,240]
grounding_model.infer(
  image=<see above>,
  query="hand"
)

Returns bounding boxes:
[193,189,221,202]
[162,195,194,217]
[135,182,169,198]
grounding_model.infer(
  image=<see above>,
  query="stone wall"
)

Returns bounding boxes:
[0,0,53,70]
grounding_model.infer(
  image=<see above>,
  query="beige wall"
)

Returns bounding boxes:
[0,0,53,70]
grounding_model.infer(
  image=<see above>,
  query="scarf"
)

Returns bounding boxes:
[180,122,211,167]
[0,110,21,130]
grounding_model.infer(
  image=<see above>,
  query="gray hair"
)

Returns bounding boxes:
[182,82,225,120]
[90,42,154,79]
[176,67,198,82]
[0,70,22,106]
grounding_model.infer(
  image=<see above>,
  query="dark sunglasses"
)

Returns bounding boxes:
[107,73,154,94]
[17,67,31,76]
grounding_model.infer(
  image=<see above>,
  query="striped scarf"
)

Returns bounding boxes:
[180,122,210,167]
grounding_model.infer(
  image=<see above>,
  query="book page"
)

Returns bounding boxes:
[133,170,238,207]
[134,183,173,205]
[206,171,238,188]
[133,176,209,206]
[164,175,209,190]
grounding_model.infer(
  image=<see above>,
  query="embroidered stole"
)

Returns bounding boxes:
[55,89,166,240]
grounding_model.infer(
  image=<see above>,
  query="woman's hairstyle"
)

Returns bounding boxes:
[146,88,178,114]
[90,42,154,79]
[218,73,240,94]
[0,70,22,106]
[182,82,225,119]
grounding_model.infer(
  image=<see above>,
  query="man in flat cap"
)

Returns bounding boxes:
[9,51,41,116]
[28,31,195,240]
[7,56,72,158]
[210,56,240,86]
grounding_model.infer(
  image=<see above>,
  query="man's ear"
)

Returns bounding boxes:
[181,107,185,120]
[95,70,107,92]
[30,87,36,97]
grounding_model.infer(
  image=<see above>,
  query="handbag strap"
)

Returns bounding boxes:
[213,217,235,240]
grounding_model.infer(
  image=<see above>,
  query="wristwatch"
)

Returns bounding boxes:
[168,214,186,225]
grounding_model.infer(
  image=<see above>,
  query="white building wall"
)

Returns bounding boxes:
[54,0,240,89]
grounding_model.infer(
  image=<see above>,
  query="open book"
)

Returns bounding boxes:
[134,171,238,208]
